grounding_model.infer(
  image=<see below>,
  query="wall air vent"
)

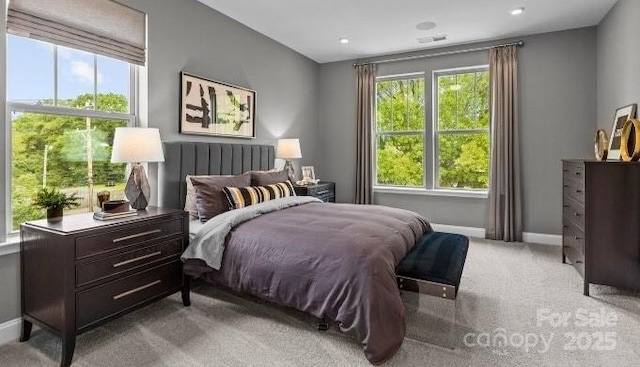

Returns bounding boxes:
[417,35,447,44]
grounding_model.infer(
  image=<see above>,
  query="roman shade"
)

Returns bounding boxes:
[6,0,146,65]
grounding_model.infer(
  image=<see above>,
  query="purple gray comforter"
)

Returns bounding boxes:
[183,198,430,364]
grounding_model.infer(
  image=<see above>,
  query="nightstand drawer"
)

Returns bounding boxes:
[76,238,184,287]
[76,217,183,259]
[76,260,182,330]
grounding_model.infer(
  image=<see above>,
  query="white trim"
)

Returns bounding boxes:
[0,318,21,346]
[430,223,562,246]
[0,234,19,256]
[431,223,486,238]
[374,186,488,199]
[522,232,562,246]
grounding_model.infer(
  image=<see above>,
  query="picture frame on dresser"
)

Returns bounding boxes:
[607,103,637,160]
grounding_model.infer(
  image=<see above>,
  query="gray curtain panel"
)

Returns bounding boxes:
[355,64,376,204]
[486,45,523,242]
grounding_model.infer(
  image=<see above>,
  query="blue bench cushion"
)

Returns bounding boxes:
[396,232,469,288]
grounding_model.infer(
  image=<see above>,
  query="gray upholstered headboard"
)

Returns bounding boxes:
[159,142,275,209]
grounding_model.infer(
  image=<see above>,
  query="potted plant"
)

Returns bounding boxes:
[33,187,81,223]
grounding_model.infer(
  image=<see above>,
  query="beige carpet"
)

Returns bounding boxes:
[1,239,639,366]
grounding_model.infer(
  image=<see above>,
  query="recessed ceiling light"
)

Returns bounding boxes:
[339,37,349,44]
[510,7,525,15]
[415,21,437,31]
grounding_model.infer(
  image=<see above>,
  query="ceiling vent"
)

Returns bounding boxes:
[417,35,447,44]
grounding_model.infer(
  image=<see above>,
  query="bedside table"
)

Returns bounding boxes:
[20,207,189,367]
[293,181,335,202]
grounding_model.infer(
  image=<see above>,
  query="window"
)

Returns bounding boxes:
[7,35,136,232]
[435,68,490,190]
[374,67,490,193]
[375,76,425,187]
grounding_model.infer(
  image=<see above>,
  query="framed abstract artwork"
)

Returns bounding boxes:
[180,72,256,138]
[607,103,637,160]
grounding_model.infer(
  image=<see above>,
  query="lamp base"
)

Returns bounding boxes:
[125,164,151,210]
[283,160,296,182]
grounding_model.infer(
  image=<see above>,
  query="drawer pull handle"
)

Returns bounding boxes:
[113,229,162,243]
[112,280,162,300]
[574,236,582,240]
[575,260,583,264]
[112,251,162,268]
[575,172,582,175]
[576,189,583,193]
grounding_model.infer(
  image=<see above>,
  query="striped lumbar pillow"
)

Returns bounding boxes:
[223,181,296,209]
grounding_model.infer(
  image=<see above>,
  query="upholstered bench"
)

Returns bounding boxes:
[396,231,469,300]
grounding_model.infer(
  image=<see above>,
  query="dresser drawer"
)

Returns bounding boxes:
[563,163,584,182]
[562,221,585,256]
[76,260,182,329]
[76,217,183,259]
[76,238,184,287]
[563,181,584,205]
[563,196,585,229]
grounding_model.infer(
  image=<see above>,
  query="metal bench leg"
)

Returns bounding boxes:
[402,291,459,350]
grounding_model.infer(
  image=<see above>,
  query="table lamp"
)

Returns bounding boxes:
[276,138,302,181]
[111,127,165,210]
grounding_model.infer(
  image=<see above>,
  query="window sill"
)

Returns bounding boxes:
[0,234,20,256]
[373,186,488,199]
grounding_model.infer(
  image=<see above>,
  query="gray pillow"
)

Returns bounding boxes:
[191,175,250,222]
[249,169,289,186]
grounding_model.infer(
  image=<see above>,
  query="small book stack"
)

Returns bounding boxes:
[93,200,137,221]
[93,209,138,221]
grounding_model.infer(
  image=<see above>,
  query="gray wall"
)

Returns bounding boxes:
[0,0,320,324]
[318,27,597,234]
[117,0,320,183]
[596,0,640,130]
[0,254,20,323]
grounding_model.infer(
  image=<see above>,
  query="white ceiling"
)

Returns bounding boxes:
[198,0,617,63]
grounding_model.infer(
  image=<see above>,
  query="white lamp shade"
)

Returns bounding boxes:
[276,138,302,159]
[111,127,165,163]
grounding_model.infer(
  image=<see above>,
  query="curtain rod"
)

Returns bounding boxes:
[352,40,524,67]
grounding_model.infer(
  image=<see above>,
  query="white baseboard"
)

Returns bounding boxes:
[0,318,21,346]
[431,223,562,246]
[522,232,562,246]
[430,223,486,238]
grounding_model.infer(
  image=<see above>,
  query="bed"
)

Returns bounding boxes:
[160,142,431,364]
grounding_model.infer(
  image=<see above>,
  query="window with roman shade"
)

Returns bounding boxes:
[6,0,146,65]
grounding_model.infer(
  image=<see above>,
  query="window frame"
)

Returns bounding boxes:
[433,65,490,192]
[4,37,138,236]
[373,65,490,197]
[372,72,427,189]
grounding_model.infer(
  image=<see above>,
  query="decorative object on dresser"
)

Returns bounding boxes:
[561,160,640,296]
[594,129,609,161]
[111,127,165,210]
[620,119,640,161]
[293,181,335,203]
[180,72,256,138]
[20,207,190,367]
[276,138,302,181]
[607,104,637,160]
[298,165,319,185]
[32,187,80,223]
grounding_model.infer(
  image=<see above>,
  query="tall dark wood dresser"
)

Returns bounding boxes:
[562,160,640,296]
[20,207,190,366]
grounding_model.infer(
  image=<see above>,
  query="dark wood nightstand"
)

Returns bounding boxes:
[20,207,189,367]
[293,181,335,202]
